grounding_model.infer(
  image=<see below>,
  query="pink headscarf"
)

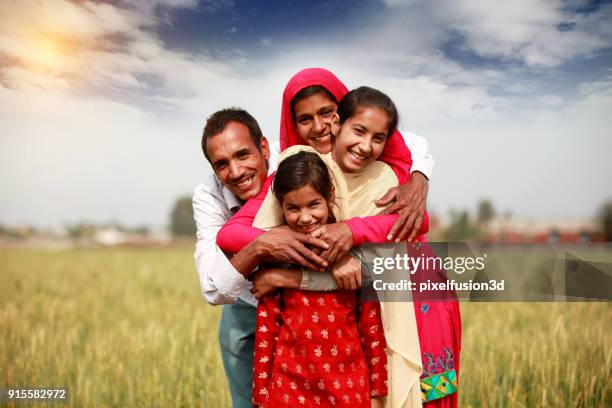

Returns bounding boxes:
[279,68,413,184]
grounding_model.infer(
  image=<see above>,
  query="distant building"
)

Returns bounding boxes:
[487,217,604,243]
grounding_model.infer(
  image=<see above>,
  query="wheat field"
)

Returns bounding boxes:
[1,247,610,407]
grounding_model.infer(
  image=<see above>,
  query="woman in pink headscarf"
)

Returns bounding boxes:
[217,68,460,407]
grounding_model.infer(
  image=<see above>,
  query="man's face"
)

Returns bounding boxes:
[206,121,270,201]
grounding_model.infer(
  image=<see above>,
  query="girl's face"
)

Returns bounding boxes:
[281,184,330,234]
[293,92,338,154]
[332,106,389,173]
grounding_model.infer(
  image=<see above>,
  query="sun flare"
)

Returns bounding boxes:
[25,33,79,73]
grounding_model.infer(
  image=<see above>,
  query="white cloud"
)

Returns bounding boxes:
[384,0,612,67]
[0,0,610,227]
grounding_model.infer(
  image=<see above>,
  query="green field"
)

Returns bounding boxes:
[1,247,610,407]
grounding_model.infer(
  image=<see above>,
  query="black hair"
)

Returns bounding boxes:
[202,108,264,162]
[337,86,398,137]
[273,151,336,221]
[290,85,338,123]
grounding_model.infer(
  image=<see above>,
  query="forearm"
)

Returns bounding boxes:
[194,243,248,305]
[345,214,398,246]
[217,222,266,253]
[261,267,337,291]
[216,175,272,253]
[301,270,338,291]
[228,240,264,277]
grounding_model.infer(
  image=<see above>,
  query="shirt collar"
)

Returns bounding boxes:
[221,183,242,213]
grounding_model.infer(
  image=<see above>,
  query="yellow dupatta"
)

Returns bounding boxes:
[253,145,423,408]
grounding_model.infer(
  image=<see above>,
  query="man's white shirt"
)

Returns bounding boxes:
[194,133,433,306]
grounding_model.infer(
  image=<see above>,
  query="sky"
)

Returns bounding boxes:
[0,0,611,228]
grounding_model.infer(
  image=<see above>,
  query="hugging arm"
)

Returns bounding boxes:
[193,183,250,305]
[376,131,434,242]
[216,174,330,274]
[316,213,429,263]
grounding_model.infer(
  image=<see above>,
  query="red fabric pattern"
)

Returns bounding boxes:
[252,289,387,407]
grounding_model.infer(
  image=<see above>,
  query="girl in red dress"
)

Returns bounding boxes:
[252,150,388,408]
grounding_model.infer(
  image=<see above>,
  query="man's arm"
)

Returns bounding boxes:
[193,183,248,305]
[403,131,434,180]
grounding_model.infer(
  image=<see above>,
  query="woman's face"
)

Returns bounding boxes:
[281,184,329,235]
[293,92,338,154]
[332,106,389,173]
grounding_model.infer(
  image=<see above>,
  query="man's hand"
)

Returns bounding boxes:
[330,253,362,290]
[311,223,353,264]
[250,267,301,299]
[255,225,330,271]
[375,172,428,243]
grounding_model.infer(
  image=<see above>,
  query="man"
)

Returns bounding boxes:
[194,108,434,407]
[194,108,339,408]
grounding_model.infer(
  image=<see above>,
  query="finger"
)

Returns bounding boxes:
[374,189,397,207]
[287,248,319,271]
[379,201,403,215]
[342,276,351,290]
[387,210,409,241]
[348,275,357,290]
[318,245,332,261]
[407,215,424,243]
[334,276,345,290]
[356,268,362,288]
[299,234,330,250]
[310,226,325,239]
[396,212,418,243]
[294,245,328,269]
[326,246,340,265]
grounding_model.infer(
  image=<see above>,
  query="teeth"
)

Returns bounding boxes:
[236,176,254,188]
[350,150,367,161]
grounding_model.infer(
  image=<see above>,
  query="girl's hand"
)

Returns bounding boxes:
[330,253,361,290]
[311,222,353,264]
[370,397,383,408]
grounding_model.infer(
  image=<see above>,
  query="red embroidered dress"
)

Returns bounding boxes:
[252,289,387,407]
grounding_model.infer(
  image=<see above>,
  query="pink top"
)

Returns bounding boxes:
[216,172,429,253]
[217,67,429,252]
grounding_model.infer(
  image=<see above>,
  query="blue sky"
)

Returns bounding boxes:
[0,0,611,228]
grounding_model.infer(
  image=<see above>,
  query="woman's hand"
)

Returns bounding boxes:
[375,171,428,242]
[311,222,353,264]
[330,253,361,290]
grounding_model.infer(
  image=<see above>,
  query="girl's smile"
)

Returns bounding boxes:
[281,184,330,234]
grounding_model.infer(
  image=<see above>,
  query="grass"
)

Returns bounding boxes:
[0,247,610,407]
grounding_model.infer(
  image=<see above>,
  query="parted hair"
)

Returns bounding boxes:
[337,86,398,137]
[273,151,335,221]
[290,85,338,123]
